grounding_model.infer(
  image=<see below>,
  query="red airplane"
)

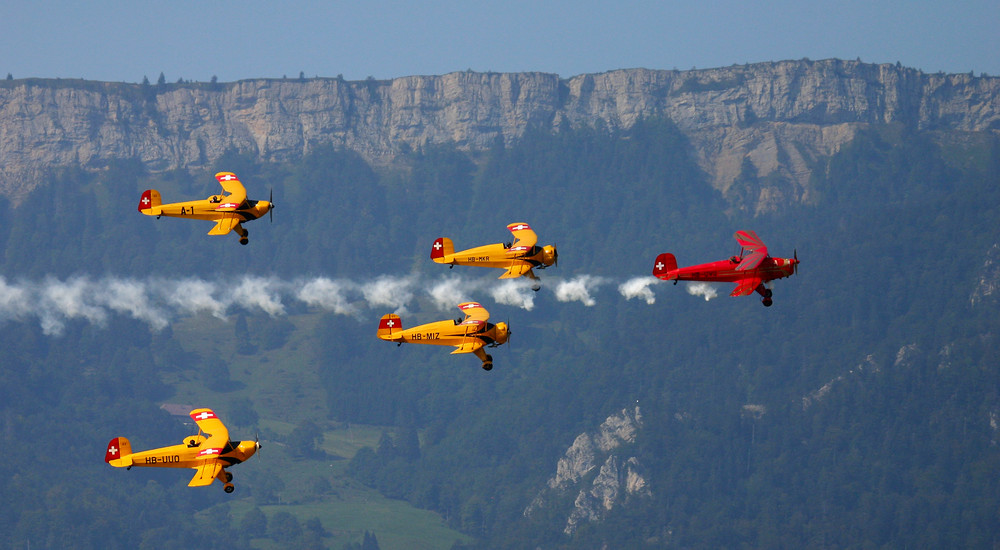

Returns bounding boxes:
[652,230,798,307]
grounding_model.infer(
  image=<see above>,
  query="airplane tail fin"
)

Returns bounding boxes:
[652,253,678,278]
[138,189,162,213]
[105,437,134,467]
[377,313,402,340]
[431,237,454,261]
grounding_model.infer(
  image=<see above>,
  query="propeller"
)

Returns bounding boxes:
[268,189,275,223]
[793,249,798,275]
[254,432,262,458]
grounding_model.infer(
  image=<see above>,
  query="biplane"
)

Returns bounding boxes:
[652,230,798,307]
[138,172,273,245]
[104,408,259,493]
[431,223,557,290]
[377,302,510,370]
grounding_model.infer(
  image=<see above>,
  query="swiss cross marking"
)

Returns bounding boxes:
[656,262,664,271]
[434,241,442,250]
[219,174,238,181]
[141,196,150,206]
[511,224,529,231]
[386,320,395,327]
[109,446,118,456]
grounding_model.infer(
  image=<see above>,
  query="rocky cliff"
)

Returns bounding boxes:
[1,59,998,206]
[524,406,649,534]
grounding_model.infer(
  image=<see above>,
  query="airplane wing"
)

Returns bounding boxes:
[498,263,534,279]
[731,276,764,297]
[188,461,223,487]
[451,340,486,355]
[189,409,230,449]
[457,302,490,325]
[734,230,768,271]
[207,215,241,235]
[506,223,537,251]
[214,172,248,210]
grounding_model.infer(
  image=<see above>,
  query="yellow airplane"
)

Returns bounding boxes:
[431,223,558,290]
[104,408,259,493]
[377,302,510,370]
[137,172,274,245]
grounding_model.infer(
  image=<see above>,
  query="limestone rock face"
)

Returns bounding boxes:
[524,407,648,534]
[1,60,998,208]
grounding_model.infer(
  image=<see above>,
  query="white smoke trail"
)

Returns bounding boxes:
[0,271,672,336]
[163,277,229,318]
[231,275,287,317]
[427,276,481,311]
[39,277,108,335]
[553,275,608,307]
[685,282,719,301]
[104,277,169,331]
[361,274,417,314]
[618,276,660,305]
[489,279,536,311]
[0,277,32,322]
[296,277,359,315]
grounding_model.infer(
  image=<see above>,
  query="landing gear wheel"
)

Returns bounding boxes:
[531,283,541,292]
[224,483,235,493]
[225,472,233,482]
[482,354,494,371]
[764,289,773,298]
[239,237,249,245]
[762,298,773,307]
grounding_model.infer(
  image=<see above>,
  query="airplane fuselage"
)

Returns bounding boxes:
[141,197,271,223]
[112,438,258,469]
[379,318,507,348]
[659,256,797,283]
[439,243,553,270]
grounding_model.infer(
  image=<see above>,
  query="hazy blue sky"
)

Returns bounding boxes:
[3,1,997,83]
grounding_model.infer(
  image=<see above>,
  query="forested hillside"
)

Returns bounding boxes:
[1,117,999,548]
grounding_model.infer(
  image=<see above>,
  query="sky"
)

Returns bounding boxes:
[3,1,998,83]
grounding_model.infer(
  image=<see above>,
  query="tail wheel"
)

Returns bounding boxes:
[224,483,235,493]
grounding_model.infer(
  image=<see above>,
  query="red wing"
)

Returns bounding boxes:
[736,248,768,271]
[734,230,768,270]
[734,230,765,250]
[731,276,764,297]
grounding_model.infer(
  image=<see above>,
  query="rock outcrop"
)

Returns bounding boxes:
[1,60,998,207]
[524,406,649,534]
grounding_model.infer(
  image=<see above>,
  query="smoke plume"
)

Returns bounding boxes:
[0,271,672,336]
[685,282,720,301]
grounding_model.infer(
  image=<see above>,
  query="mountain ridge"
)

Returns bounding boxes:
[2,59,998,210]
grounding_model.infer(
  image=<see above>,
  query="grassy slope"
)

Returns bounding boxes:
[165,313,471,549]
